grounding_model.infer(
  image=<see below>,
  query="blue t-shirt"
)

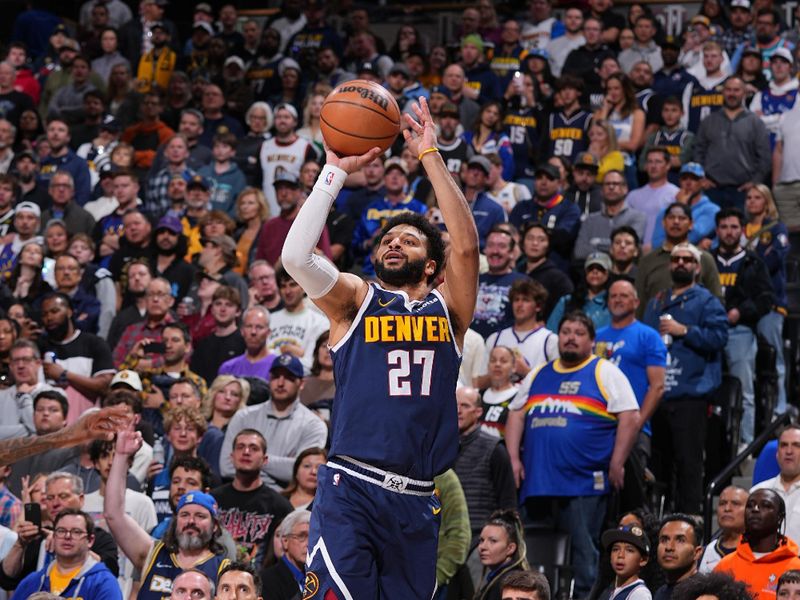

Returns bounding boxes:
[473,271,530,339]
[595,320,667,436]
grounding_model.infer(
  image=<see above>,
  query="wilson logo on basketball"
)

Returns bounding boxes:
[336,85,390,110]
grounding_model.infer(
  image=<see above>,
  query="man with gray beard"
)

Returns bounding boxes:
[104,427,230,599]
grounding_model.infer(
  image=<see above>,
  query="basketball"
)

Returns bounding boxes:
[320,80,402,156]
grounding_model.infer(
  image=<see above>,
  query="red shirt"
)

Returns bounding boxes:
[254,215,332,266]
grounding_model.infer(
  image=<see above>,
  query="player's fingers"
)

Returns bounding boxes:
[403,112,422,132]
[419,96,431,120]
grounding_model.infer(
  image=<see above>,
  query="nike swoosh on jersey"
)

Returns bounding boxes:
[378,297,396,308]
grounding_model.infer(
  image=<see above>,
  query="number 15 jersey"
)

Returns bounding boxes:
[329,283,461,480]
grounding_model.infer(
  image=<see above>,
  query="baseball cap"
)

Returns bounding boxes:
[384,157,409,175]
[573,152,599,172]
[468,155,492,175]
[176,491,218,517]
[98,163,117,179]
[15,201,41,218]
[679,162,705,179]
[187,174,211,190]
[193,21,214,36]
[16,149,38,163]
[150,21,168,33]
[273,171,300,187]
[461,34,485,54]
[278,57,302,78]
[671,242,701,263]
[100,115,120,133]
[194,2,213,14]
[388,62,411,78]
[742,47,762,59]
[527,48,550,60]
[110,370,143,392]
[601,525,650,556]
[534,163,561,180]
[274,102,299,120]
[429,84,452,99]
[269,353,305,379]
[156,214,183,234]
[51,23,68,36]
[58,39,80,53]
[224,56,245,70]
[357,61,381,77]
[690,15,711,28]
[204,235,236,254]
[585,251,612,271]
[730,0,751,10]
[440,102,460,119]
[771,47,794,65]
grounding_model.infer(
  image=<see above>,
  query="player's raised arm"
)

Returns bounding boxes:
[281,144,383,340]
[404,98,480,340]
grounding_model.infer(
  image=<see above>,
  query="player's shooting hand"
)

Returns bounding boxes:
[73,405,134,444]
[403,97,438,157]
[323,141,383,175]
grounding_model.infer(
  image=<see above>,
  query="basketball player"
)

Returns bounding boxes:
[282,97,479,598]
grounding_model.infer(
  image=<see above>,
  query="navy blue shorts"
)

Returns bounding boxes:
[303,461,441,600]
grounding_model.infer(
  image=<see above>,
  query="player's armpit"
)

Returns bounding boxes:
[311,273,370,345]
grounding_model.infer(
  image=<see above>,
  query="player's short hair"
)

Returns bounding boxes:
[558,310,596,340]
[501,570,551,600]
[375,212,447,286]
[218,562,262,597]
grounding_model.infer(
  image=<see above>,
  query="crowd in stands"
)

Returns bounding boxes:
[0,0,798,598]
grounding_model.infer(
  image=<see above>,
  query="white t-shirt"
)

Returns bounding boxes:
[267,306,330,373]
[777,105,800,183]
[84,488,157,599]
[459,328,488,387]
[489,182,532,215]
[259,136,313,217]
[485,325,559,373]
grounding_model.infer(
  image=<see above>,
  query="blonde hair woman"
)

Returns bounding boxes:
[233,187,270,274]
[199,375,251,477]
[588,120,625,183]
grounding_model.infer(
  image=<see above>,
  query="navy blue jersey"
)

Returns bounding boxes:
[545,110,591,161]
[329,284,461,480]
[504,108,541,179]
[138,541,229,600]
[687,80,725,132]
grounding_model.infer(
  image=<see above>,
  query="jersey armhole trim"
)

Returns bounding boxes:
[329,284,374,353]
[432,288,462,357]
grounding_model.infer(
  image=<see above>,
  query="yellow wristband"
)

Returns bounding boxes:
[418,147,439,161]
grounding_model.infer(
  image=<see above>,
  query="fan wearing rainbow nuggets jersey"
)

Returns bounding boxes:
[505,310,640,597]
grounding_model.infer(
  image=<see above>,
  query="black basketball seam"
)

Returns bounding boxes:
[320,114,398,141]
[321,99,400,126]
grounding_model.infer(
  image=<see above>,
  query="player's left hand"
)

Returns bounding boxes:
[324,141,383,175]
[609,461,625,490]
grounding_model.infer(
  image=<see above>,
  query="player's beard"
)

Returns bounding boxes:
[374,256,427,287]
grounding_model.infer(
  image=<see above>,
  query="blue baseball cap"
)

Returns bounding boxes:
[176,491,218,517]
[269,353,305,379]
[679,162,705,178]
[187,174,211,190]
[156,214,183,234]
[429,85,452,99]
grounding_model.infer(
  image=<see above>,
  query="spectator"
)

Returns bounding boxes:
[506,311,639,595]
[152,109,213,173]
[189,286,245,385]
[547,8,585,77]
[651,163,719,249]
[267,269,328,373]
[219,305,276,379]
[562,19,615,97]
[106,259,152,356]
[442,64,481,127]
[460,36,502,105]
[148,214,194,302]
[694,77,771,210]
[542,75,592,163]
[247,260,282,313]
[521,0,565,50]
[681,42,728,134]
[0,121,15,175]
[217,562,263,600]
[500,571,551,600]
[220,354,328,489]
[636,203,723,313]
[715,489,800,598]
[281,447,327,510]
[258,103,314,216]
[743,185,790,414]
[619,15,663,74]
[121,91,174,172]
[598,525,652,600]
[699,486,748,572]
[475,509,530,599]
[0,340,42,440]
[112,277,176,368]
[517,223,573,319]
[91,27,130,83]
[198,375,249,475]
[640,98,694,186]
[586,119,625,183]
[643,243,728,513]
[212,429,292,564]
[259,509,310,599]
[626,148,679,249]
[750,48,797,148]
[547,252,613,332]
[38,118,92,205]
[48,253,101,334]
[194,234,249,310]
[771,86,800,230]
[0,201,42,280]
[454,386,517,532]
[42,170,96,235]
[235,104,271,190]
[0,62,34,128]
[460,156,507,250]
[6,43,41,105]
[711,208,774,447]
[464,104,514,180]
[751,425,800,542]
[596,278,667,469]
[565,152,603,220]
[574,170,646,260]
[653,515,704,600]
[13,508,122,600]
[196,132,246,216]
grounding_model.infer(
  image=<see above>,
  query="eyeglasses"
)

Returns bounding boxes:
[146,291,171,299]
[284,532,309,542]
[670,255,696,264]
[54,528,88,539]
[11,356,37,364]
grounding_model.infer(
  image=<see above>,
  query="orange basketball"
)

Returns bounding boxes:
[320,80,402,156]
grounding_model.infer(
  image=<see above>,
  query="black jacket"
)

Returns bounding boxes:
[711,248,774,329]
[260,559,302,600]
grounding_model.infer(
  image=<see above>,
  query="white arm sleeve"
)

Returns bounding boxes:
[281,164,347,299]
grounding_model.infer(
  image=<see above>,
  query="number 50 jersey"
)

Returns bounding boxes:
[329,283,462,481]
